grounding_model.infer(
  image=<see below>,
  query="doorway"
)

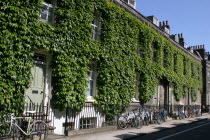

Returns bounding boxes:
[25,53,47,105]
[158,79,169,111]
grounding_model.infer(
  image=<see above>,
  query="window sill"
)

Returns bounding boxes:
[85,96,95,102]
[132,98,140,103]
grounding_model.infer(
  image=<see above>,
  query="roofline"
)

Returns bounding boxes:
[113,0,202,63]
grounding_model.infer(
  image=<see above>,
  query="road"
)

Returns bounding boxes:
[129,119,210,140]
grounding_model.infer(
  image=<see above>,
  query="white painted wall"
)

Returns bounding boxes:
[52,105,105,135]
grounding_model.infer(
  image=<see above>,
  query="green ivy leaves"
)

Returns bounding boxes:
[0,0,202,118]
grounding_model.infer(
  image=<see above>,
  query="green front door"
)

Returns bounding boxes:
[25,63,46,105]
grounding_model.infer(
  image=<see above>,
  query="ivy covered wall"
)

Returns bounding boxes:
[0,0,202,115]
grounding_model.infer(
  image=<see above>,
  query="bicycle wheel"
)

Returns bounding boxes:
[162,111,167,122]
[118,120,127,130]
[154,113,162,124]
[13,126,21,140]
[178,112,184,120]
[144,113,150,126]
[134,117,142,129]
[30,120,48,140]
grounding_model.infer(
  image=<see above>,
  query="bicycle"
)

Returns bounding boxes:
[118,108,142,130]
[131,107,143,129]
[159,108,167,122]
[178,105,185,120]
[141,106,152,126]
[186,106,194,118]
[194,106,201,117]
[153,108,162,124]
[0,113,48,140]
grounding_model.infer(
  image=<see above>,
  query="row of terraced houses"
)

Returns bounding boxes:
[1,0,210,135]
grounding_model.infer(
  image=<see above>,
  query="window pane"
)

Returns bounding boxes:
[86,63,96,96]
[41,13,47,20]
[40,2,53,23]
[43,4,48,11]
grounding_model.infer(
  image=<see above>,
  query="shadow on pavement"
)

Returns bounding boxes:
[114,132,147,139]
[48,134,66,140]
[154,126,169,131]
[170,123,186,126]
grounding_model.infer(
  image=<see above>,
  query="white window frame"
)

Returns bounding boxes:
[133,72,140,102]
[91,11,101,40]
[128,0,136,9]
[86,63,97,97]
[40,2,53,23]
[91,24,98,40]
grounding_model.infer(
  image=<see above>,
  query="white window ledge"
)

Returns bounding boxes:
[86,96,95,102]
[132,98,140,103]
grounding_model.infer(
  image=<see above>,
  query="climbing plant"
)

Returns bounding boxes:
[0,0,203,117]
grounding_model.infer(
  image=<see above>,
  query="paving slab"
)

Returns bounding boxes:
[48,114,210,140]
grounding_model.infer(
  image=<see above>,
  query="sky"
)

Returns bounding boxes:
[136,0,210,52]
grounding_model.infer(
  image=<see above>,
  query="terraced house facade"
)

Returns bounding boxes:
[0,0,207,135]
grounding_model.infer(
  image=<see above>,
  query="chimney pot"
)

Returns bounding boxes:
[178,34,180,38]
[159,22,162,26]
[163,21,165,26]
[166,20,168,25]
[181,33,183,38]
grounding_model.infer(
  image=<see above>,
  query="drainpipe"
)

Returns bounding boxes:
[64,106,68,136]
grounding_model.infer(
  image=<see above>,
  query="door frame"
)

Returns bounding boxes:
[25,50,52,106]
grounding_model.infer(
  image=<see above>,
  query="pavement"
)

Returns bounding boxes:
[48,113,210,140]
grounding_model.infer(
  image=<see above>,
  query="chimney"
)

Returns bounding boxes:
[191,44,206,59]
[179,33,185,47]
[160,20,170,34]
[146,16,159,26]
[170,34,179,42]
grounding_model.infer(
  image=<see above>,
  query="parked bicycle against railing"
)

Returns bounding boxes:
[159,108,167,122]
[141,107,162,125]
[118,108,142,130]
[178,105,185,120]
[141,107,151,126]
[194,106,201,117]
[132,107,143,129]
[0,113,48,140]
[153,108,162,124]
[186,106,194,118]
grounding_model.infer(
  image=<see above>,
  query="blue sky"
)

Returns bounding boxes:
[136,0,210,52]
